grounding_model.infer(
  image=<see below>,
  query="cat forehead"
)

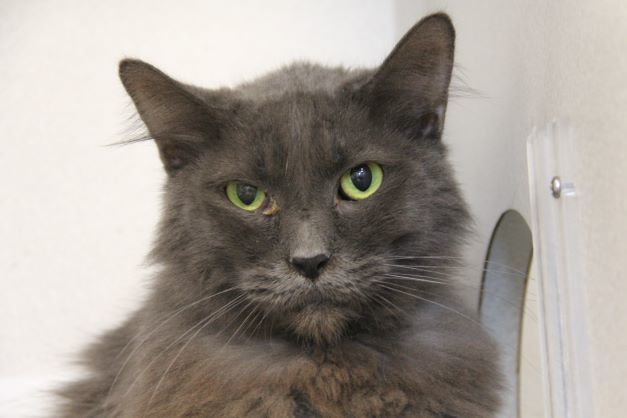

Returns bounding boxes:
[205,92,401,184]
[236,95,361,160]
[254,94,345,148]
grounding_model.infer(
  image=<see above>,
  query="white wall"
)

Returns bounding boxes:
[0,1,396,414]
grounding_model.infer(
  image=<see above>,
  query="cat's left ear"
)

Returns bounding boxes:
[361,13,455,141]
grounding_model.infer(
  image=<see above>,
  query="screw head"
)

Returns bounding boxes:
[550,176,562,199]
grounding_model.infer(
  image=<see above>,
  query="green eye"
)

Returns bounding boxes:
[226,182,266,211]
[339,162,383,200]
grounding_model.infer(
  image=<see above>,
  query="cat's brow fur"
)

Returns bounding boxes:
[57,13,502,417]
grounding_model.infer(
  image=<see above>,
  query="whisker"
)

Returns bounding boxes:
[247,309,269,342]
[223,302,258,347]
[383,263,455,278]
[371,293,404,317]
[110,267,226,364]
[122,294,246,400]
[386,263,535,282]
[380,275,537,321]
[243,310,262,341]
[383,263,538,297]
[375,282,480,326]
[105,286,238,404]
[384,255,532,279]
[374,282,541,373]
[141,296,248,417]
[384,255,466,259]
[382,273,445,285]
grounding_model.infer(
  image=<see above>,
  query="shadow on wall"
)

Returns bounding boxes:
[479,210,533,418]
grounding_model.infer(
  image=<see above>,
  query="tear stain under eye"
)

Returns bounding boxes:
[262,198,279,216]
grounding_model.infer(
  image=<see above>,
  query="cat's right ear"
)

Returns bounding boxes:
[119,59,224,174]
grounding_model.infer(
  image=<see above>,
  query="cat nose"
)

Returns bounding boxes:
[290,254,330,280]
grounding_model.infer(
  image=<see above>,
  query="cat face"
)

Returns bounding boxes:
[120,15,468,344]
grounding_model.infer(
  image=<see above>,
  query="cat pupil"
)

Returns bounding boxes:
[350,165,372,191]
[236,184,257,205]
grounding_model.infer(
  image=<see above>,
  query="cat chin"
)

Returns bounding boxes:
[285,304,358,345]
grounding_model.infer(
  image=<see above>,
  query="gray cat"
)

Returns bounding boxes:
[58,13,501,417]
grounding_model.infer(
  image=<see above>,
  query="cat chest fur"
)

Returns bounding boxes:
[115,331,495,418]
